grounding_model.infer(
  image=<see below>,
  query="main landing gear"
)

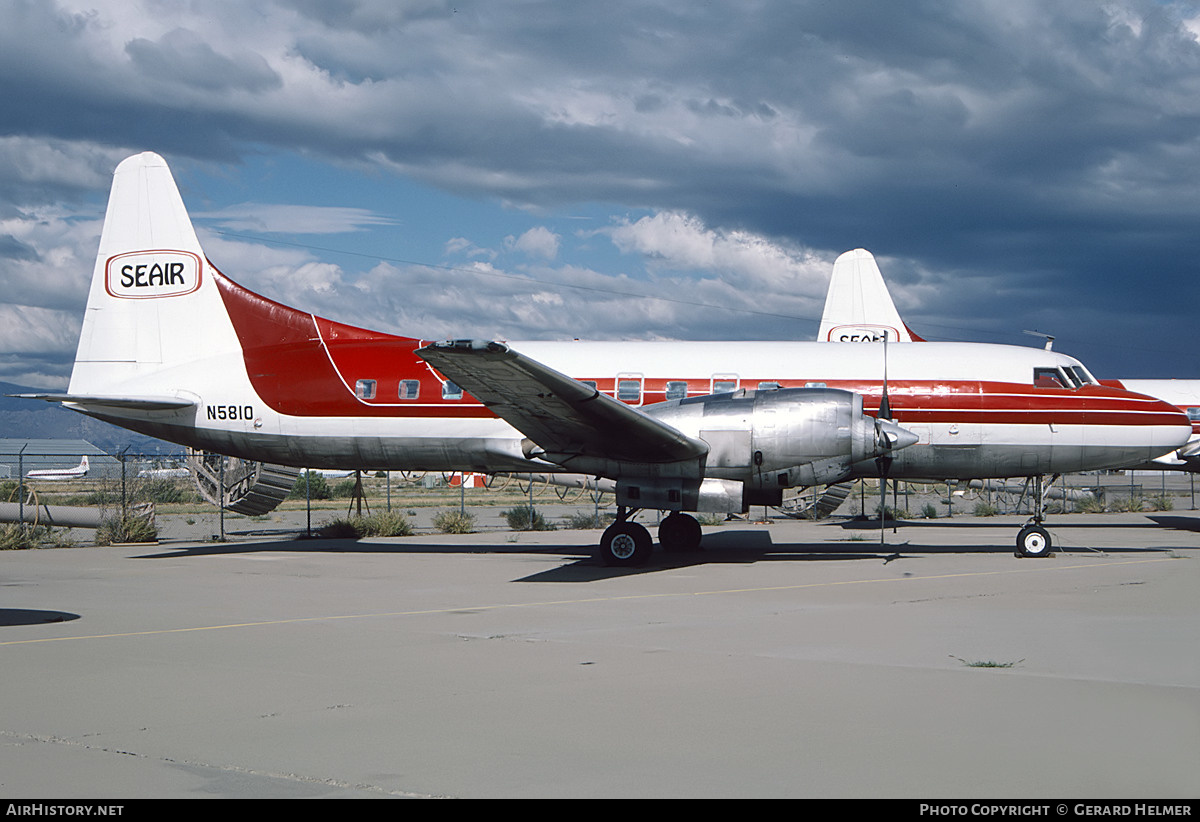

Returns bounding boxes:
[1015,474,1056,558]
[596,508,704,566]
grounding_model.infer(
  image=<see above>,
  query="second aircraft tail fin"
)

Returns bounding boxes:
[818,248,922,343]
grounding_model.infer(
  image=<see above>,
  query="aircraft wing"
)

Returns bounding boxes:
[416,340,708,464]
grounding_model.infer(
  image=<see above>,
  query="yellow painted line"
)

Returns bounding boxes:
[0,555,1177,646]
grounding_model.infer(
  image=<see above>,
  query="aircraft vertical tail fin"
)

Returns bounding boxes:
[818,248,921,343]
[67,152,239,402]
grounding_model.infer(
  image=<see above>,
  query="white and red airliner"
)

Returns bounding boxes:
[26,455,90,480]
[18,153,1191,564]
[818,247,1200,474]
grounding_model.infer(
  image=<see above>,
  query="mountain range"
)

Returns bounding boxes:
[0,382,180,456]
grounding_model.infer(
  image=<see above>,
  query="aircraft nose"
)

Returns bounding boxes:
[877,419,919,451]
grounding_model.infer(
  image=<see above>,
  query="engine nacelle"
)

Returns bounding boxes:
[186,449,300,515]
[643,387,912,492]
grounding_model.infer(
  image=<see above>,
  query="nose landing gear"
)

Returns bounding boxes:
[1015,474,1056,558]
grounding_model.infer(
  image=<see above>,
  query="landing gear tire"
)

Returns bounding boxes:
[598,522,653,567]
[659,513,703,553]
[1016,525,1052,558]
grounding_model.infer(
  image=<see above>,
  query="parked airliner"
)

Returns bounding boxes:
[16,154,1191,564]
[26,456,89,480]
[818,248,1200,474]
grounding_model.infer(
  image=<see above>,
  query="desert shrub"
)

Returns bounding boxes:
[318,512,412,538]
[0,524,44,550]
[920,503,938,519]
[332,478,360,499]
[363,511,413,536]
[503,506,555,531]
[0,524,76,549]
[83,489,120,506]
[1113,495,1145,513]
[96,514,158,545]
[972,501,999,517]
[433,510,476,534]
[563,511,609,530]
[1147,494,1174,512]
[288,472,331,500]
[316,518,360,538]
[135,478,200,504]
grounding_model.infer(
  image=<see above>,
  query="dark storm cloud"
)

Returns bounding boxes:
[125,29,282,94]
[2,0,1199,379]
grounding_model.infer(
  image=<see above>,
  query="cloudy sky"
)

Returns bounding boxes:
[2,0,1199,388]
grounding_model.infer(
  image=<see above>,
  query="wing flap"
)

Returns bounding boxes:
[416,340,707,464]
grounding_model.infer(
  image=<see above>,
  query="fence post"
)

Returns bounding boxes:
[219,456,226,542]
[119,448,128,519]
[17,445,25,534]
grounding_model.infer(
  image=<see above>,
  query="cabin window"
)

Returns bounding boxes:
[442,381,463,400]
[757,381,782,391]
[1187,407,1200,422]
[580,380,597,391]
[617,378,642,403]
[712,376,738,393]
[804,381,826,389]
[1033,368,1069,389]
[665,381,689,401]
[398,380,420,400]
[355,379,377,400]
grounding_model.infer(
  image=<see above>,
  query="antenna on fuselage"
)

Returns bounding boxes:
[1023,330,1055,351]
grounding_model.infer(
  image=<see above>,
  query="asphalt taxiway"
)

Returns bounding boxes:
[1,511,1197,798]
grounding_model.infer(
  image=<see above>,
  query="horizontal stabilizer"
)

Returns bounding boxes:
[10,393,196,411]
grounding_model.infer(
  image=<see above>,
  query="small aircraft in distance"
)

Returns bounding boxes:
[817,247,1200,473]
[308,469,355,479]
[138,465,190,478]
[26,455,90,480]
[16,153,1190,564]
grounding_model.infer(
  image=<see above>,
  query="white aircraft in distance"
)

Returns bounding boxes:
[1100,380,1200,471]
[138,465,190,478]
[310,469,355,479]
[15,153,1191,564]
[818,248,1200,473]
[26,455,89,480]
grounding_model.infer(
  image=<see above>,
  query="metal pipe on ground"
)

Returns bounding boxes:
[0,503,103,529]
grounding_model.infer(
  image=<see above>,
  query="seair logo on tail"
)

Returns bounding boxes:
[825,324,900,343]
[106,250,202,299]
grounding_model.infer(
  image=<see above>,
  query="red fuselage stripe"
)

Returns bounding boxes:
[213,268,1187,430]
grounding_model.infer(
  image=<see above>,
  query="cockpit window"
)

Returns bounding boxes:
[1034,367,1069,389]
[1069,365,1098,386]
